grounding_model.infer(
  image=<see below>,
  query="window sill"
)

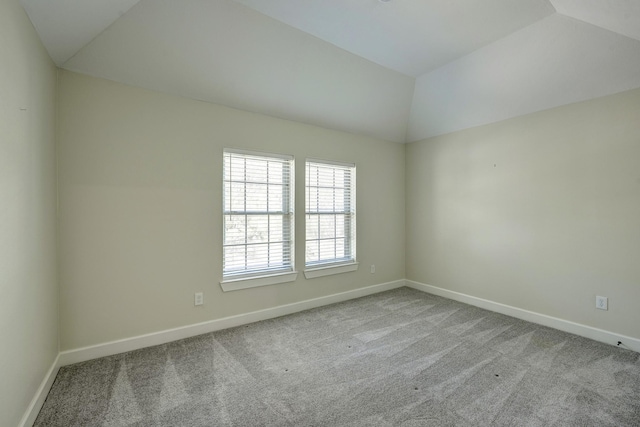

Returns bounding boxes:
[304,262,359,279]
[220,271,298,292]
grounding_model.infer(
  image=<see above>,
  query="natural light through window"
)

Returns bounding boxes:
[305,160,356,269]
[223,150,294,280]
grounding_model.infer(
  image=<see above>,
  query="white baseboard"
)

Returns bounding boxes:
[18,354,60,427]
[21,278,639,426]
[405,280,640,353]
[59,279,406,366]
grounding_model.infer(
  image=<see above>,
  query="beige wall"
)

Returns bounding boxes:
[0,1,58,426]
[406,88,640,339]
[57,71,405,351]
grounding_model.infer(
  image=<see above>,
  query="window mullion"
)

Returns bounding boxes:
[332,168,337,260]
[267,162,270,268]
[243,157,248,271]
[316,166,320,261]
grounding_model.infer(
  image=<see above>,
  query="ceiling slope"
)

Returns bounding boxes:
[408,14,640,141]
[20,0,141,66]
[551,0,640,41]
[234,0,556,77]
[62,0,415,143]
[19,0,640,143]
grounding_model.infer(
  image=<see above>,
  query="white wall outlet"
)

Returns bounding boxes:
[370,264,375,274]
[596,296,607,310]
[195,292,204,306]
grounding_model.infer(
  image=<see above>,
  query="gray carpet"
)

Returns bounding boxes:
[35,287,640,426]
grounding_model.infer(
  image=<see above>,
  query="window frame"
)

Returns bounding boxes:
[304,158,358,279]
[220,148,297,291]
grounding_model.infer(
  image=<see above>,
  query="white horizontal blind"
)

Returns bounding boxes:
[223,150,294,278]
[306,160,356,267]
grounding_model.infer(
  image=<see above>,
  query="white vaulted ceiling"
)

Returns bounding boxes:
[408,13,640,140]
[20,0,141,66]
[233,0,556,77]
[20,0,640,142]
[550,0,640,41]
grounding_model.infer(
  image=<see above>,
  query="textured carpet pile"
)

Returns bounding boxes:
[36,287,640,426]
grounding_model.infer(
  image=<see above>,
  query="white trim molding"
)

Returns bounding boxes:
[21,277,640,425]
[220,271,298,292]
[405,280,640,353]
[18,354,61,427]
[304,262,359,279]
[60,279,405,366]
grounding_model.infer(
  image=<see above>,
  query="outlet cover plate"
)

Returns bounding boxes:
[596,296,608,310]
[195,292,204,306]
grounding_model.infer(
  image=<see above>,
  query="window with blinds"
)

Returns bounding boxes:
[223,150,294,278]
[305,160,356,267]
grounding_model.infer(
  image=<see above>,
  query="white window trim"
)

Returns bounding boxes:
[306,158,355,168]
[304,262,359,279]
[225,147,293,161]
[304,158,356,270]
[221,271,298,292]
[222,148,295,289]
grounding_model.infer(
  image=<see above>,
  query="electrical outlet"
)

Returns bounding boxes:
[370,264,375,274]
[596,296,607,311]
[195,292,204,306]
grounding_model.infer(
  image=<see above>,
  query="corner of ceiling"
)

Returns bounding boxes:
[20,0,143,67]
[546,0,640,43]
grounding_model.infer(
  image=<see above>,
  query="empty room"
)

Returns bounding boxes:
[2,0,640,425]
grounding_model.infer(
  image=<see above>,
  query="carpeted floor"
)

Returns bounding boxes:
[35,287,640,426]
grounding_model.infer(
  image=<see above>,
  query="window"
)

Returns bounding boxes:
[305,160,357,277]
[222,150,296,290]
